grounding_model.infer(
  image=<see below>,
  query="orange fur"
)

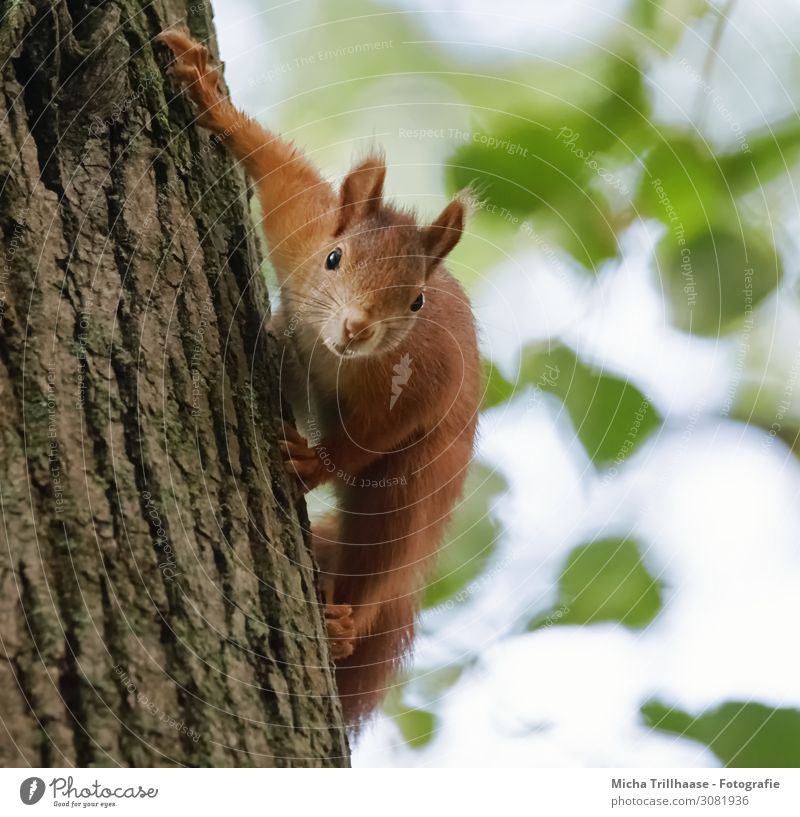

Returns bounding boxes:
[159,29,481,730]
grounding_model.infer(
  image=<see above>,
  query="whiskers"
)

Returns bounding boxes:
[375,319,411,354]
[281,286,413,359]
[282,288,342,333]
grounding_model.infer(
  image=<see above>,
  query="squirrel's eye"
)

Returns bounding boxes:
[325,248,342,270]
[410,292,425,312]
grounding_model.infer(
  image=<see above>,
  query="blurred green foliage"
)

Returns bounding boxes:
[482,359,517,409]
[485,345,661,465]
[630,0,709,50]
[390,703,438,749]
[423,464,505,610]
[531,537,663,629]
[656,224,781,335]
[642,701,800,767]
[448,54,648,268]
[523,346,661,465]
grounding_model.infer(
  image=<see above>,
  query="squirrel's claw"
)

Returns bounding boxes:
[279,419,309,447]
[285,452,325,492]
[277,417,312,461]
[157,28,224,126]
[279,439,316,459]
[155,28,198,59]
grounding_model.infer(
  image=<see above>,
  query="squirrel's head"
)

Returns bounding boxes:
[304,155,466,359]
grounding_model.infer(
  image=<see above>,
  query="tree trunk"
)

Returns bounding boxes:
[0,0,349,767]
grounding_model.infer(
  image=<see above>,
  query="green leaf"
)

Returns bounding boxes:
[482,359,516,409]
[533,536,663,629]
[519,345,661,466]
[382,663,469,737]
[639,125,800,233]
[630,0,709,51]
[423,463,505,610]
[656,225,782,336]
[446,54,648,268]
[637,136,729,230]
[720,117,800,193]
[382,684,438,749]
[642,701,800,767]
[557,192,620,271]
[393,707,437,749]
[411,664,466,701]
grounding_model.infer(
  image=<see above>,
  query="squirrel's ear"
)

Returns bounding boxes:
[336,156,386,235]
[421,197,465,275]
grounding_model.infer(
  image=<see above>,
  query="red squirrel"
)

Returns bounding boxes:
[158,30,480,728]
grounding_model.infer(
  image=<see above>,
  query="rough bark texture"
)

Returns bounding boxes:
[0,0,349,766]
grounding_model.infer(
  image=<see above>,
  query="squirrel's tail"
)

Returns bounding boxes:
[312,429,474,729]
[334,595,415,728]
[311,513,418,728]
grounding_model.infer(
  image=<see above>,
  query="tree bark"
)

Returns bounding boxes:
[0,0,349,766]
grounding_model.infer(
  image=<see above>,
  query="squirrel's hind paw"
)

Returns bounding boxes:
[325,604,356,661]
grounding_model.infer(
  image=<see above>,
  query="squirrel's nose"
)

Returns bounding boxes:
[344,310,374,341]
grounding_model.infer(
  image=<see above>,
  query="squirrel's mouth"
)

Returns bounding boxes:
[322,317,400,359]
[323,337,369,358]
[322,322,407,359]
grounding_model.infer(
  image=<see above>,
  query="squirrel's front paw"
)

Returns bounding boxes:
[157,28,225,126]
[325,603,356,661]
[278,420,326,492]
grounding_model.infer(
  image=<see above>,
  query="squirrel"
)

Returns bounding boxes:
[158,29,480,729]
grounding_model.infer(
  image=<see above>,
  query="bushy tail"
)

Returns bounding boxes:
[335,597,415,728]
[311,513,417,727]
